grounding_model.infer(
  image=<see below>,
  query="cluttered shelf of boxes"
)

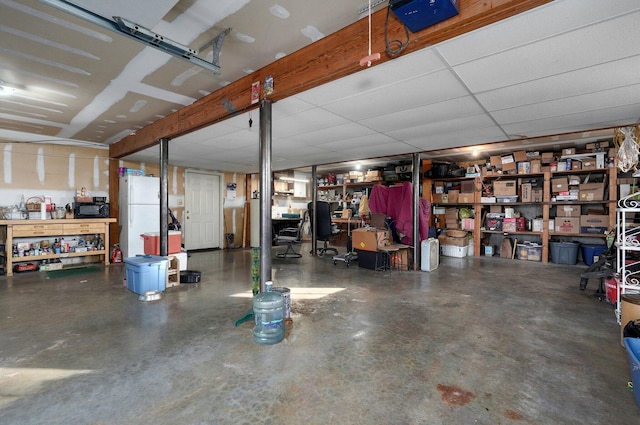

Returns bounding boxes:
[317,168,392,217]
[423,141,619,264]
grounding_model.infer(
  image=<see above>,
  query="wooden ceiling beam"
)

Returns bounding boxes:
[110,0,552,159]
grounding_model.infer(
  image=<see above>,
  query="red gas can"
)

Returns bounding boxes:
[605,277,618,305]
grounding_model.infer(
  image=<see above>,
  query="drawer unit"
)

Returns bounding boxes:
[12,224,63,237]
[63,223,105,234]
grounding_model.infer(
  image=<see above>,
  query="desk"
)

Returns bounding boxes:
[331,217,365,228]
[331,217,365,248]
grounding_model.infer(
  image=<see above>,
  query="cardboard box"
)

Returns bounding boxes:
[551,177,568,193]
[458,193,475,203]
[556,204,581,217]
[352,228,391,252]
[434,181,445,193]
[493,180,517,196]
[580,213,608,234]
[530,159,541,173]
[438,233,468,247]
[513,151,528,162]
[460,180,475,193]
[447,189,459,203]
[490,156,502,167]
[517,162,531,174]
[502,217,517,232]
[502,161,517,172]
[581,158,597,170]
[541,152,555,164]
[562,147,576,156]
[580,214,609,228]
[555,217,580,234]
[490,205,502,213]
[586,141,610,151]
[532,188,543,202]
[520,183,532,202]
[579,182,605,201]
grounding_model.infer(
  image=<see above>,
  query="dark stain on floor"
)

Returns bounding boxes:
[436,384,476,406]
[505,409,524,420]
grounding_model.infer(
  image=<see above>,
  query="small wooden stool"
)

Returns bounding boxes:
[376,245,399,271]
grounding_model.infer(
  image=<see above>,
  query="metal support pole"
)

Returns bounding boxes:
[159,138,169,257]
[311,165,318,256]
[259,99,273,291]
[412,152,421,271]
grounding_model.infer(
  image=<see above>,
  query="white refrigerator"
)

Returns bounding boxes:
[119,175,160,258]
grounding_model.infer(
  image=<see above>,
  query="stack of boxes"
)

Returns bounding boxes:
[445,208,459,229]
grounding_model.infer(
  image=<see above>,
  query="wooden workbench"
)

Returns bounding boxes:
[0,218,117,276]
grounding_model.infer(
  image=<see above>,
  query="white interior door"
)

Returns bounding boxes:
[185,170,223,250]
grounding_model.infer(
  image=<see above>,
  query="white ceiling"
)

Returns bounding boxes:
[1,0,640,174]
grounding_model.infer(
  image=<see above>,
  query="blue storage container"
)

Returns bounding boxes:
[581,244,607,266]
[124,255,168,294]
[549,241,580,265]
[624,338,640,407]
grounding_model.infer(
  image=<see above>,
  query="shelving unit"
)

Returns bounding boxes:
[0,218,116,276]
[317,180,382,213]
[616,191,640,324]
[423,160,617,263]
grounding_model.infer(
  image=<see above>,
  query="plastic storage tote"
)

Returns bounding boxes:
[549,241,580,265]
[124,255,168,294]
[624,337,640,407]
[581,244,607,266]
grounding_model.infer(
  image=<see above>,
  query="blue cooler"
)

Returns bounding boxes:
[124,255,168,294]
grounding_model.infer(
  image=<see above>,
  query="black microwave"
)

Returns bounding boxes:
[74,202,109,218]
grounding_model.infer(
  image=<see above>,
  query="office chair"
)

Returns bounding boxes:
[274,212,306,258]
[308,201,340,257]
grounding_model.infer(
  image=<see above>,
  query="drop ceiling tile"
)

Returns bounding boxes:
[387,113,499,141]
[477,55,640,112]
[502,103,640,137]
[296,48,446,106]
[359,96,483,132]
[491,83,640,125]
[451,10,640,93]
[318,132,398,151]
[277,122,377,147]
[272,107,349,138]
[273,97,316,118]
[437,0,640,66]
[323,69,469,122]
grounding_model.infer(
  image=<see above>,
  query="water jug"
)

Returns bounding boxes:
[253,281,285,345]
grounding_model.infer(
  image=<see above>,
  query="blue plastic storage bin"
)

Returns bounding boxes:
[624,338,640,407]
[581,244,607,266]
[124,255,168,294]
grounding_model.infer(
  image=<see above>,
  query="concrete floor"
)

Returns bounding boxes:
[0,245,638,424]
